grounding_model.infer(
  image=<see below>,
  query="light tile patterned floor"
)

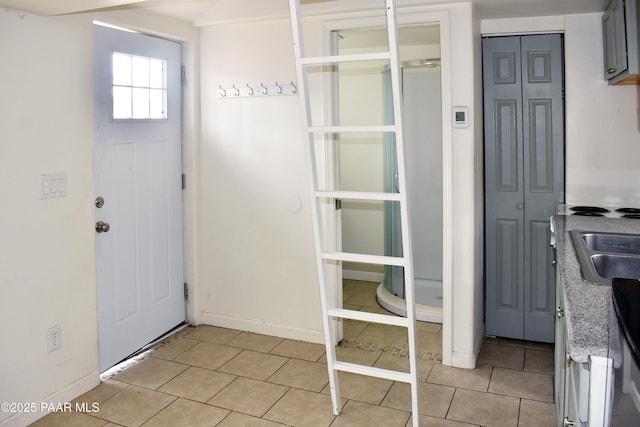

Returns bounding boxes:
[31,280,556,426]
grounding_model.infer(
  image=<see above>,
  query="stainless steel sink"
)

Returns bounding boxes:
[591,254,640,280]
[582,232,640,255]
[570,231,640,285]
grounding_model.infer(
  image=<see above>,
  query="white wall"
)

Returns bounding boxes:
[198,20,324,342]
[338,40,442,281]
[0,11,99,426]
[197,3,485,368]
[482,13,640,206]
[338,52,387,279]
[564,13,640,206]
[0,8,198,427]
[446,3,484,368]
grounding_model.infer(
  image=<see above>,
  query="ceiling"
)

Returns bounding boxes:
[0,0,609,23]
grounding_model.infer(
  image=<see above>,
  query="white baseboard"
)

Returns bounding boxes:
[342,269,384,283]
[201,312,325,344]
[449,323,485,369]
[450,351,477,369]
[0,372,100,427]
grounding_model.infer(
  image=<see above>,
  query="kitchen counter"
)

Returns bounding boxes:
[551,215,640,363]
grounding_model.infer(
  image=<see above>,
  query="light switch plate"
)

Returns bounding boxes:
[41,173,67,199]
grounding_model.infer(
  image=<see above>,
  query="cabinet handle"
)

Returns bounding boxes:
[565,353,572,367]
[557,307,564,319]
[608,67,615,74]
[563,417,576,426]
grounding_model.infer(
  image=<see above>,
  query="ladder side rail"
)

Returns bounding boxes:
[384,1,420,425]
[288,0,420,423]
[287,0,342,415]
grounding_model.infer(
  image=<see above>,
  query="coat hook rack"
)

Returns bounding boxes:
[217,81,298,98]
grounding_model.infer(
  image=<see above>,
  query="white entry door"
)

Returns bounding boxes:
[93,24,185,372]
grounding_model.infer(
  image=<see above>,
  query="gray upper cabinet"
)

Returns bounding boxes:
[603,0,640,84]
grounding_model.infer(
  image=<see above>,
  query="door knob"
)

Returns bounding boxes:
[96,221,110,233]
[516,203,524,210]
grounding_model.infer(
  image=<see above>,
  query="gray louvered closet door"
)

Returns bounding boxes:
[483,34,564,343]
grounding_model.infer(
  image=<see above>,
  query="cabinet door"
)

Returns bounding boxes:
[603,0,628,79]
[555,272,567,424]
[484,36,525,339]
[521,34,564,343]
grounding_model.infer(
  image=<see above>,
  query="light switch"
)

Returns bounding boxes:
[41,173,67,199]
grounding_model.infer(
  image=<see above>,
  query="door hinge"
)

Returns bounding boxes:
[182,173,186,190]
[181,65,186,86]
[184,282,189,300]
[335,199,342,210]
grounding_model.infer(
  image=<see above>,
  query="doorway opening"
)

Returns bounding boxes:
[482,34,565,343]
[334,23,444,323]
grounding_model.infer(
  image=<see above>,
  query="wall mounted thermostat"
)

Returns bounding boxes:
[453,106,469,128]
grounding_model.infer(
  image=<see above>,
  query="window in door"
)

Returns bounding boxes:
[112,52,167,120]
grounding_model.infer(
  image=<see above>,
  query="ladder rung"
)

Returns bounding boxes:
[300,52,391,66]
[315,191,401,202]
[327,308,408,327]
[333,361,412,383]
[321,251,407,267]
[308,125,396,133]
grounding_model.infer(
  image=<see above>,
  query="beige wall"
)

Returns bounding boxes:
[197,3,485,368]
[0,11,99,426]
[4,7,637,424]
[564,13,640,205]
[198,19,323,341]
[482,13,640,206]
[0,8,198,427]
[446,3,484,368]
[338,41,442,281]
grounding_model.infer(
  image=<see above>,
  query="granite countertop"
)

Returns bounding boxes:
[551,215,640,363]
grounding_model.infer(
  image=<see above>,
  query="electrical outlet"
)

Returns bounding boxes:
[48,325,61,352]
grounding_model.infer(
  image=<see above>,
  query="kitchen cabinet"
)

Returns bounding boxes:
[554,256,568,423]
[603,0,640,84]
[555,293,613,426]
[552,218,616,426]
[554,269,588,427]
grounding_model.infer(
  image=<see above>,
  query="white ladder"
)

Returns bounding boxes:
[287,1,420,425]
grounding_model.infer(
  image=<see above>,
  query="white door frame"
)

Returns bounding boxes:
[320,9,453,364]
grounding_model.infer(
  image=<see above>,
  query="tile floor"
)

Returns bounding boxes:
[31,280,556,426]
